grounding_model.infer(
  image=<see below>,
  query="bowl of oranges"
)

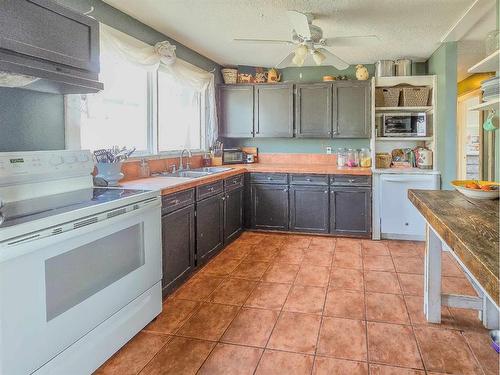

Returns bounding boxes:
[451,180,500,200]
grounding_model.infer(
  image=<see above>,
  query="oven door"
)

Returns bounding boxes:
[0,199,161,375]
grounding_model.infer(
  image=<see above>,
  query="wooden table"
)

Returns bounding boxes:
[409,189,499,329]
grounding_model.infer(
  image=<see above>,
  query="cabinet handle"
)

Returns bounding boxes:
[283,188,288,192]
[209,187,214,191]
[332,130,338,135]
[169,199,180,205]
[221,196,226,201]
[306,178,312,181]
[267,177,272,180]
[324,190,328,194]
[348,179,355,183]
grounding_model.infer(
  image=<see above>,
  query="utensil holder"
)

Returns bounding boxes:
[96,162,124,186]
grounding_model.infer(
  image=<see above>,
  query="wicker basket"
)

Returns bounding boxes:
[401,87,430,106]
[221,68,237,84]
[375,87,401,107]
[375,153,392,169]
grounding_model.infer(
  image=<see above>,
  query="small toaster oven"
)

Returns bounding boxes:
[222,148,246,164]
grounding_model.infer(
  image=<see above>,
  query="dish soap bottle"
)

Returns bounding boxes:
[139,158,150,178]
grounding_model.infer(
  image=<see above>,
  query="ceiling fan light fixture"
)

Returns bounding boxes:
[292,53,305,67]
[295,44,308,57]
[312,49,326,65]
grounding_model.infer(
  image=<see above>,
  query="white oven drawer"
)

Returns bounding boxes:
[0,200,161,375]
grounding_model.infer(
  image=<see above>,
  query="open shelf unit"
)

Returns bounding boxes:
[375,106,433,112]
[371,75,438,172]
[467,50,500,74]
[468,98,500,112]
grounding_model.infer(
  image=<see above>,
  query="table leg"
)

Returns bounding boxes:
[424,225,442,323]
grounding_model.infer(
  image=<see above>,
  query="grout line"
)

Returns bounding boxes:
[252,238,307,375]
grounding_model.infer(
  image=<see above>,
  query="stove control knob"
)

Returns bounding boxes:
[49,155,64,166]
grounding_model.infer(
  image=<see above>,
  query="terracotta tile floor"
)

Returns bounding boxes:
[95,232,498,375]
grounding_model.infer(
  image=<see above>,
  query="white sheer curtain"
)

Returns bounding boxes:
[100,24,218,147]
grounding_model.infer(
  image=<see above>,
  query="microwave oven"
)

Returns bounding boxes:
[382,113,427,137]
[222,148,246,164]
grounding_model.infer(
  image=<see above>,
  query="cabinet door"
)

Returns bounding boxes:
[333,81,371,138]
[219,85,254,138]
[290,185,330,233]
[330,187,371,237]
[161,205,195,296]
[250,184,289,230]
[254,84,294,138]
[0,0,99,73]
[295,83,333,138]
[196,193,224,265]
[224,187,244,244]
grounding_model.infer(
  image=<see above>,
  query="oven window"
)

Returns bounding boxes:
[45,224,145,321]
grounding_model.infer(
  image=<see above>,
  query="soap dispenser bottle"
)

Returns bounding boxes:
[139,158,150,178]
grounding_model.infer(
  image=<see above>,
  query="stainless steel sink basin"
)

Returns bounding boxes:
[168,171,210,178]
[152,166,232,179]
[191,167,233,173]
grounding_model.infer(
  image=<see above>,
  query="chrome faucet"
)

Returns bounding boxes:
[179,149,192,171]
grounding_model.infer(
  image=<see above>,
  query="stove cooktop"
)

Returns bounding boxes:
[0,188,149,229]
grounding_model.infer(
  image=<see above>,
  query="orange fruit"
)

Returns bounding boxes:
[465,182,480,189]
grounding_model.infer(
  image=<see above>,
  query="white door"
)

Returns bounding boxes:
[380,174,439,239]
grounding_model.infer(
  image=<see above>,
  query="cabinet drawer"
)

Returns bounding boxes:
[290,174,329,186]
[330,175,371,187]
[196,180,224,201]
[249,173,288,184]
[162,189,195,214]
[224,174,244,191]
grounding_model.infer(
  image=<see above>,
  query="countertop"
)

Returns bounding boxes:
[408,189,499,305]
[121,163,372,195]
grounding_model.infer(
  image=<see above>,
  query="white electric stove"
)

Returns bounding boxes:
[0,150,162,375]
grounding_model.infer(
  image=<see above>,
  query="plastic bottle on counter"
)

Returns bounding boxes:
[359,148,372,168]
[138,158,150,178]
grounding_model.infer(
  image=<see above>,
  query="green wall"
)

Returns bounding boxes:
[0,88,65,152]
[427,42,458,189]
[0,0,221,152]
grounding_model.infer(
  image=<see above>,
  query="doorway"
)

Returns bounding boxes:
[457,90,483,180]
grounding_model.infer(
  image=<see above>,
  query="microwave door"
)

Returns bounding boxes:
[384,116,412,136]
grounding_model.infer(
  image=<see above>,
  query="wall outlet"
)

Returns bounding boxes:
[325,146,332,154]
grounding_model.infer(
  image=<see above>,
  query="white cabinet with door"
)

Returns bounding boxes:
[373,172,440,240]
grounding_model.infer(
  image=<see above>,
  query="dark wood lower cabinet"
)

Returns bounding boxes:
[330,187,371,237]
[161,204,195,297]
[289,185,330,234]
[196,193,224,265]
[250,184,289,230]
[224,187,244,244]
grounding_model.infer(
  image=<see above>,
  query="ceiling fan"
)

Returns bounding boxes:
[234,11,379,70]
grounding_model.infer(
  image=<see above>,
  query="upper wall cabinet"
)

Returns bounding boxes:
[254,84,294,138]
[218,85,254,138]
[295,83,332,138]
[333,81,371,138]
[0,0,103,94]
[218,80,371,139]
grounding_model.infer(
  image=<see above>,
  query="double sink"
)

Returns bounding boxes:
[153,167,233,179]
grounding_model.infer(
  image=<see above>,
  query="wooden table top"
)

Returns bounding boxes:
[408,189,499,305]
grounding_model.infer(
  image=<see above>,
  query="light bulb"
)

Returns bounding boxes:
[312,50,326,65]
[295,44,308,57]
[292,53,305,67]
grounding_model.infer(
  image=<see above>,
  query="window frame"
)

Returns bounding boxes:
[69,28,210,157]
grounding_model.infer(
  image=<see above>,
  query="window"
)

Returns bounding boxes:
[80,51,150,152]
[158,70,204,152]
[77,27,208,156]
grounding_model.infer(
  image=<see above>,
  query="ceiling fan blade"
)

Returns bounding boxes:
[316,47,350,70]
[275,51,296,69]
[286,10,311,39]
[322,35,380,47]
[234,38,293,45]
